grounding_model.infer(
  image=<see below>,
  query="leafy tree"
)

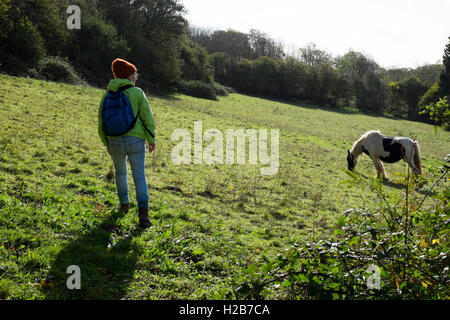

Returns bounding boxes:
[15,0,69,56]
[179,36,214,83]
[387,81,407,117]
[253,56,281,97]
[438,37,450,96]
[210,52,231,84]
[248,29,285,60]
[277,57,308,100]
[336,51,388,112]
[421,97,450,130]
[97,0,187,87]
[190,27,284,61]
[209,29,252,60]
[419,82,441,110]
[228,59,255,93]
[297,44,339,105]
[391,77,427,119]
[299,43,332,72]
[66,15,130,86]
[336,51,378,80]
[317,63,342,106]
[0,0,46,73]
[413,64,444,87]
[419,38,450,128]
[353,74,386,113]
[382,65,442,87]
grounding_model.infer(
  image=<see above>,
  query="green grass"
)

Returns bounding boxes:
[0,74,448,299]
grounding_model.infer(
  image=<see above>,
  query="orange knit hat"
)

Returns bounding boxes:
[111,58,137,79]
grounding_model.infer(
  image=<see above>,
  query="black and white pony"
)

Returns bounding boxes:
[347,130,422,179]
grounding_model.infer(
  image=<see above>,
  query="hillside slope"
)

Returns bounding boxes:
[0,74,448,299]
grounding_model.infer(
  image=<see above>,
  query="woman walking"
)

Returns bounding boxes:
[98,58,156,228]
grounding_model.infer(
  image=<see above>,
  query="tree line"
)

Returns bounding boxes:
[0,0,208,90]
[191,28,449,122]
[0,0,448,124]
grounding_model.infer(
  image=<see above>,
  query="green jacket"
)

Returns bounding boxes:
[98,79,156,147]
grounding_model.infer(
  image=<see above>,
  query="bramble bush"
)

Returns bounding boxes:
[175,80,231,100]
[231,158,449,300]
[28,56,84,85]
[420,97,450,131]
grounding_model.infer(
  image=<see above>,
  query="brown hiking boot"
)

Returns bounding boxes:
[119,203,130,213]
[138,207,152,228]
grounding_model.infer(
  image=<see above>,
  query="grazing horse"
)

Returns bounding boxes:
[347,130,422,179]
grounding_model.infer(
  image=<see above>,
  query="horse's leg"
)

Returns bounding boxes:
[373,157,387,179]
[379,161,387,180]
[371,157,382,178]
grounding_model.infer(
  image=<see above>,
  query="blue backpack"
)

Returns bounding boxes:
[101,85,140,137]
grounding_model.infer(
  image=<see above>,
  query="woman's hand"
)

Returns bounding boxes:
[148,142,156,154]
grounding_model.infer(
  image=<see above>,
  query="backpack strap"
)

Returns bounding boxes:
[121,85,155,139]
[119,84,134,91]
[107,84,134,94]
[140,115,155,139]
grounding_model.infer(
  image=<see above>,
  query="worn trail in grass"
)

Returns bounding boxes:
[0,74,448,299]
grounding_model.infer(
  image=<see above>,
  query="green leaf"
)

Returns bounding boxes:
[246,264,257,275]
[296,273,308,283]
[282,279,291,287]
[428,249,439,257]
[328,282,340,289]
[262,262,273,274]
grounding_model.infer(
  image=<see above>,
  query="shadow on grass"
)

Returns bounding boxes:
[381,179,406,190]
[348,170,430,196]
[44,209,144,300]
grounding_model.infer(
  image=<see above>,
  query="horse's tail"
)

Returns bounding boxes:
[412,141,422,175]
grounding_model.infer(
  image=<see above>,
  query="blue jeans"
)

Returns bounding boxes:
[108,136,148,208]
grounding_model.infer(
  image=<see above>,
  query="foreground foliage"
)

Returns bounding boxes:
[233,161,449,299]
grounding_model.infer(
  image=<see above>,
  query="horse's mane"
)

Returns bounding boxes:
[350,130,381,156]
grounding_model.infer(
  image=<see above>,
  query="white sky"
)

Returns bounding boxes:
[181,0,450,69]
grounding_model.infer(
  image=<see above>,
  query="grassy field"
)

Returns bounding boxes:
[0,74,448,299]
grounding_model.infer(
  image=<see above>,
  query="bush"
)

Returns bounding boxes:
[231,160,449,300]
[419,82,441,109]
[223,85,235,94]
[29,57,84,85]
[210,82,230,96]
[176,80,217,100]
[420,97,450,130]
